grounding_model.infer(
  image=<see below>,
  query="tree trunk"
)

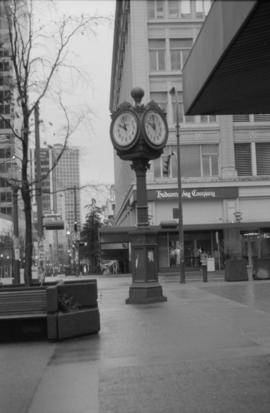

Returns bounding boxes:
[23,184,32,286]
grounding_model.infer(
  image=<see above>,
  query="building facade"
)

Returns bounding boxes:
[108,0,270,272]
[31,144,81,268]
[0,1,17,217]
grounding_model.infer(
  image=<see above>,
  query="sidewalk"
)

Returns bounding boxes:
[1,276,270,412]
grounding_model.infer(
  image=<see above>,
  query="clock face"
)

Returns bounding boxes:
[111,111,138,149]
[143,110,168,148]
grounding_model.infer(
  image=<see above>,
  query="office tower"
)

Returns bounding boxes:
[108,0,270,272]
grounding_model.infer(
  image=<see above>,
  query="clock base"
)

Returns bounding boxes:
[126,228,167,305]
[126,283,167,304]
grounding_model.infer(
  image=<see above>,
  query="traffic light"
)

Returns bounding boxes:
[234,211,242,223]
[162,155,170,177]
[74,221,78,232]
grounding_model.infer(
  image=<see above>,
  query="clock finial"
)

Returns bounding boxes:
[131,87,144,105]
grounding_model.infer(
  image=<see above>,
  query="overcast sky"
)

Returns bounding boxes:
[35,0,116,187]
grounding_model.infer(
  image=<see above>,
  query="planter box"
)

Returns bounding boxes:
[57,308,100,340]
[225,259,248,281]
[253,258,270,280]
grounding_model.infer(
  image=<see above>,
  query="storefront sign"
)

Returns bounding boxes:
[148,187,238,201]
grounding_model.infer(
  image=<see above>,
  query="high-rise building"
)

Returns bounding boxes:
[108,0,270,273]
[31,144,81,266]
[0,1,15,217]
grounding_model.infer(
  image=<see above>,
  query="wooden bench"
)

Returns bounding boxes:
[0,280,100,341]
[0,287,47,319]
[0,286,58,341]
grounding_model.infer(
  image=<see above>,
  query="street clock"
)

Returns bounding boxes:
[110,105,139,151]
[142,105,168,149]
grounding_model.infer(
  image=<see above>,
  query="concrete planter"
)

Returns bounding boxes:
[57,308,100,340]
[225,258,248,281]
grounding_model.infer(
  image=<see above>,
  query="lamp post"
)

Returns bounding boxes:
[169,87,185,283]
[34,103,44,280]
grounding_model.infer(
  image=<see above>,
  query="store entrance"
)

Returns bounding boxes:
[159,230,224,272]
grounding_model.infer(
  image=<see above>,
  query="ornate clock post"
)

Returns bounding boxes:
[110,87,168,304]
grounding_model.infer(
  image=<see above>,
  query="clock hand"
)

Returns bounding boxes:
[148,121,156,130]
[119,123,127,131]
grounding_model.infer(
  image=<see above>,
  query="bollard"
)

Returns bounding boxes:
[202,264,208,282]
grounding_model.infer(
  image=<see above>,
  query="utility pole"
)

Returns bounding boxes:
[169,87,185,283]
[73,185,80,276]
[34,103,44,282]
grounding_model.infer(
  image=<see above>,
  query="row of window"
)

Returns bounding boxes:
[149,38,192,72]
[150,91,216,125]
[233,114,270,123]
[147,0,212,20]
[154,144,218,178]
[154,142,270,178]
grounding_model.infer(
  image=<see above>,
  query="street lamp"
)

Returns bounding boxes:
[169,87,185,283]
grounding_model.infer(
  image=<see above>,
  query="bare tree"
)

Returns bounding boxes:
[0,0,108,285]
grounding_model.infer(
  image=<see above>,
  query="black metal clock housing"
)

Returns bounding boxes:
[110,102,140,151]
[142,101,168,150]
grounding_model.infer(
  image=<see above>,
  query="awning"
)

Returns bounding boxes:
[183,1,270,115]
[100,222,270,245]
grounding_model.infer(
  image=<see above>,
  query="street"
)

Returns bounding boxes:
[1,276,270,412]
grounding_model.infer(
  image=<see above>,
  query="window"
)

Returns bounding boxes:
[153,144,218,178]
[0,192,12,203]
[168,0,191,18]
[0,61,9,72]
[168,0,179,18]
[181,145,201,177]
[234,143,252,176]
[181,0,192,16]
[0,119,9,129]
[0,177,9,187]
[195,0,212,17]
[0,207,12,215]
[199,115,216,123]
[256,143,270,175]
[170,38,192,71]
[147,0,165,19]
[149,39,166,71]
[150,92,168,113]
[0,147,11,158]
[201,144,219,177]
[233,115,250,122]
[254,114,270,122]
[0,104,10,114]
[0,48,9,58]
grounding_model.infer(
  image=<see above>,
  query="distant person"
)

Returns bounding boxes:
[112,261,118,275]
